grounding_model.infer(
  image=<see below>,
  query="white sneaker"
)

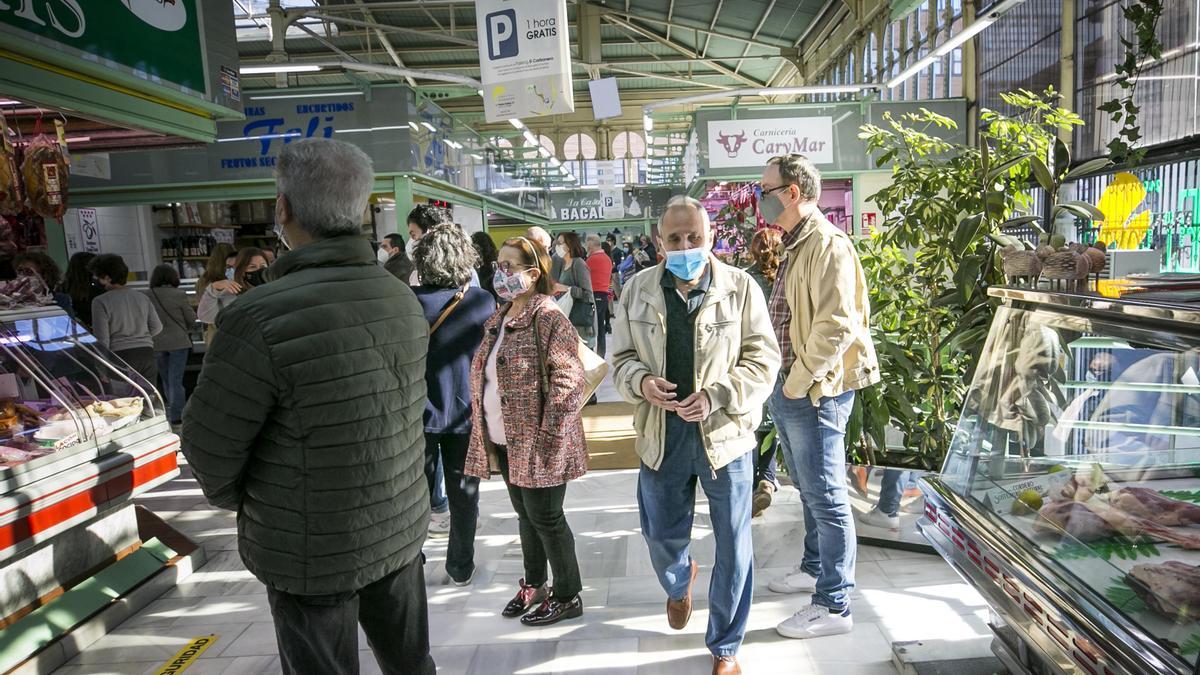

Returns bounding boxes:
[857,507,900,530]
[428,511,451,538]
[768,566,818,594]
[446,569,474,587]
[777,603,853,639]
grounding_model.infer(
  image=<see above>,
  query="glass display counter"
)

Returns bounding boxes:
[0,306,179,622]
[920,287,1200,675]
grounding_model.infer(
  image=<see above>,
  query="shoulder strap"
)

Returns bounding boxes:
[151,287,190,335]
[429,287,467,335]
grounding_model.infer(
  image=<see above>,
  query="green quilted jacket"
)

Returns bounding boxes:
[182,235,430,595]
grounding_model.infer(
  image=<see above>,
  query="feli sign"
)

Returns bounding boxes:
[707,117,834,168]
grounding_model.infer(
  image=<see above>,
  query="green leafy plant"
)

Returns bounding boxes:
[1105,577,1148,612]
[1098,0,1164,166]
[850,88,1098,469]
[1158,489,1200,503]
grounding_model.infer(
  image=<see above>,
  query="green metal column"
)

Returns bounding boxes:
[393,175,415,212]
[44,218,69,269]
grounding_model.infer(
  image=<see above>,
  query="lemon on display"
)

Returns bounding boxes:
[1047,465,1065,474]
[1012,489,1044,515]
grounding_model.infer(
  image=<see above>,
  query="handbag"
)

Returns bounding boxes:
[533,308,609,409]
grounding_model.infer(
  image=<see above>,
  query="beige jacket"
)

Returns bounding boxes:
[779,212,880,404]
[612,257,781,471]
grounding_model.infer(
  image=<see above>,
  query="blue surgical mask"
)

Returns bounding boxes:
[664,248,708,281]
[225,268,235,281]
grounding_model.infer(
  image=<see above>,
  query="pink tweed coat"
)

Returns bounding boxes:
[465,293,588,489]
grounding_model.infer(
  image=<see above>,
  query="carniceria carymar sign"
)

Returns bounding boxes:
[707,117,835,168]
[476,0,575,123]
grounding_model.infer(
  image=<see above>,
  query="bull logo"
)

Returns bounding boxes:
[716,131,747,158]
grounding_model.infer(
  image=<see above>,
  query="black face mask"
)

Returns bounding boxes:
[244,268,269,288]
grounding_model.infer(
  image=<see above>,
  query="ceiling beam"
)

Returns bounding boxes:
[599,65,734,90]
[306,12,477,48]
[602,15,766,88]
[586,2,796,50]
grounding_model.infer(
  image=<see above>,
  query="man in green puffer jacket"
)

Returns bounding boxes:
[182,138,433,675]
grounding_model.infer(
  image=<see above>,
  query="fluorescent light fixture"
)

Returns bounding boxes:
[931,17,995,57]
[755,85,864,96]
[444,139,462,149]
[550,158,562,167]
[889,0,1025,88]
[421,121,438,133]
[508,119,524,129]
[239,64,323,74]
[0,99,20,106]
[217,132,303,143]
[64,136,90,143]
[522,130,538,146]
[643,114,653,134]
[334,125,408,134]
[470,153,484,160]
[408,121,420,131]
[249,91,364,100]
[477,89,484,96]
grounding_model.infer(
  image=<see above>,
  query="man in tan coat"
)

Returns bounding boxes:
[612,196,780,675]
[759,154,880,640]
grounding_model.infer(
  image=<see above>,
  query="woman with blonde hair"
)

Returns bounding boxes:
[464,236,588,627]
[746,227,784,517]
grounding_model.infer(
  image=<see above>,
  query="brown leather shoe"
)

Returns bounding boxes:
[712,655,741,675]
[666,559,699,630]
[752,480,775,517]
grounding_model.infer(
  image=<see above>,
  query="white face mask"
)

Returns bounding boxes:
[555,244,568,259]
[377,247,390,264]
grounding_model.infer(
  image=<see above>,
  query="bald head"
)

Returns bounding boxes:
[657,195,712,254]
[524,226,552,253]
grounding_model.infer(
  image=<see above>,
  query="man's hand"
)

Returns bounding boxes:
[641,377,678,410]
[676,391,711,422]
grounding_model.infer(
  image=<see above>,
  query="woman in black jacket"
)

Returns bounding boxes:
[412,224,497,586]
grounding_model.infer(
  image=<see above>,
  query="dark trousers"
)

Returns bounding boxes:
[265,555,435,675]
[593,291,610,357]
[114,347,158,395]
[496,447,582,600]
[423,432,480,581]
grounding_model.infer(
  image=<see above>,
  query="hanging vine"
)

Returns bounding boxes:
[1098,0,1164,166]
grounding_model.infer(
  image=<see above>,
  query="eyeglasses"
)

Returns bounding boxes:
[492,261,532,274]
[755,184,790,200]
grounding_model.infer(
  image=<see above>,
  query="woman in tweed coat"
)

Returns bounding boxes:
[465,236,588,627]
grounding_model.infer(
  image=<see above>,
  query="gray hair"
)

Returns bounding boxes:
[768,154,822,201]
[658,195,711,235]
[414,224,479,288]
[585,234,602,249]
[524,226,552,252]
[276,138,374,239]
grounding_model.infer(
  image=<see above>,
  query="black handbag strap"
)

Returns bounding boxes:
[151,287,191,335]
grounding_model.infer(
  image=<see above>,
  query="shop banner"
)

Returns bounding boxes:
[476,0,575,123]
[707,117,834,168]
[551,187,672,222]
[0,0,206,94]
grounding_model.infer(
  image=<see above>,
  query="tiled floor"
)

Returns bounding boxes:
[56,460,993,675]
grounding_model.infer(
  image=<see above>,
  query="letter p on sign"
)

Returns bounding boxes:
[486,10,518,60]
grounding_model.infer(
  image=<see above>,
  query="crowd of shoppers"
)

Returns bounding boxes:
[172,140,879,675]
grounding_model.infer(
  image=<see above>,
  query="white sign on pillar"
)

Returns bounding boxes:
[476,0,575,123]
[79,208,101,253]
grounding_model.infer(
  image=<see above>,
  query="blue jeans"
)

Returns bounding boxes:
[769,385,856,611]
[430,455,448,514]
[638,415,754,657]
[878,468,904,517]
[155,348,189,424]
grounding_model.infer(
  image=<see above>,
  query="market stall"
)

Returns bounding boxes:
[920,286,1200,674]
[0,302,179,671]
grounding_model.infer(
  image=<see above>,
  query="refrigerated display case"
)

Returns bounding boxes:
[920,287,1200,675]
[0,306,179,622]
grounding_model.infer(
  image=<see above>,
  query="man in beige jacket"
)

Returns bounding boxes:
[759,154,880,640]
[612,196,780,675]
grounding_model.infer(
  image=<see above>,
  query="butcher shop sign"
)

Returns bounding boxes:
[707,117,834,169]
